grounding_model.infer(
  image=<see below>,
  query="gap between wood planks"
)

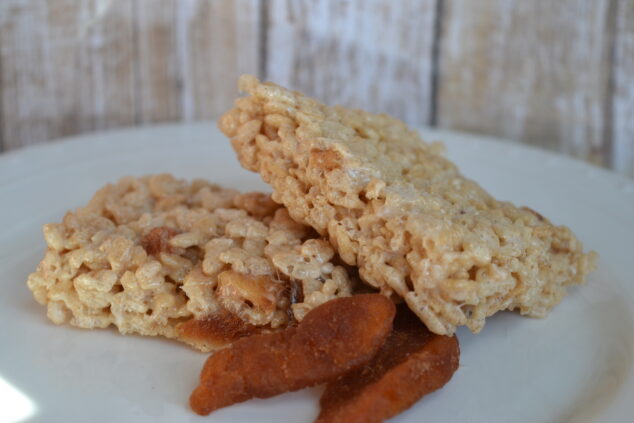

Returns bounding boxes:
[429,0,444,127]
[603,0,618,170]
[258,0,269,81]
[0,41,4,153]
[131,0,142,126]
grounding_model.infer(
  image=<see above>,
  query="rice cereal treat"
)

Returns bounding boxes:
[27,174,354,352]
[219,75,597,335]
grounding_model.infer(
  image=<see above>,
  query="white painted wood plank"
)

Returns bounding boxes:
[0,0,136,150]
[134,0,181,124]
[174,0,261,121]
[266,0,437,126]
[437,0,613,167]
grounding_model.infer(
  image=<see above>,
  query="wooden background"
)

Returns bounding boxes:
[1,0,633,178]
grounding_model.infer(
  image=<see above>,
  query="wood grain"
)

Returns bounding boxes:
[266,0,438,126]
[612,0,634,178]
[0,0,632,178]
[0,0,137,150]
[174,0,261,121]
[133,0,181,123]
[437,0,613,166]
[0,0,262,150]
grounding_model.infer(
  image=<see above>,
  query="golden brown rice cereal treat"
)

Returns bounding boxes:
[27,174,354,352]
[219,75,598,335]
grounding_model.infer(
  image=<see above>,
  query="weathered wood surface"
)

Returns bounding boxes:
[266,0,438,126]
[0,0,137,150]
[134,0,182,124]
[0,0,261,149]
[0,0,632,178]
[613,0,634,178]
[170,0,261,120]
[437,0,613,167]
[133,0,261,123]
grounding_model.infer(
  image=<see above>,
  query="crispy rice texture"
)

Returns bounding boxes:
[27,174,353,351]
[219,75,597,335]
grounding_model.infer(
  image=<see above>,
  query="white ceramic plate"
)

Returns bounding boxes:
[1,123,632,423]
